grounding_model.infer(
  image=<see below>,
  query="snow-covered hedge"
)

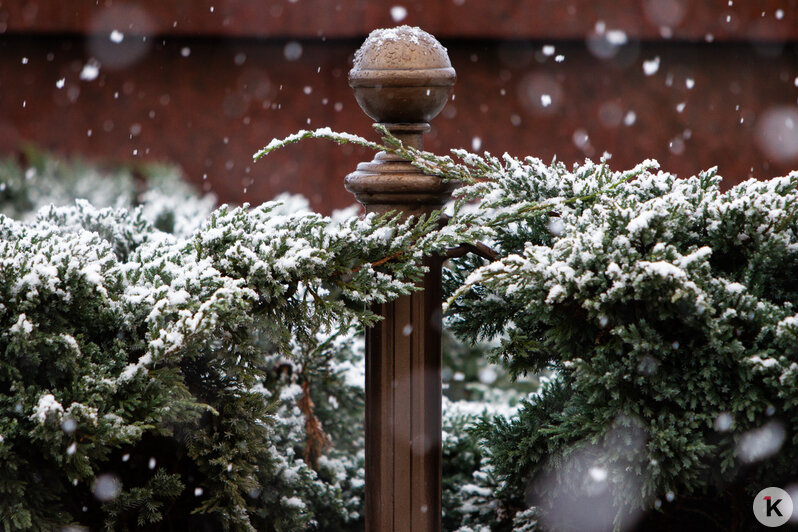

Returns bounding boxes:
[263,128,798,530]
[0,153,485,531]
[4,131,796,531]
[438,153,798,530]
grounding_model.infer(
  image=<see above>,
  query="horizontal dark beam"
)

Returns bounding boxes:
[1,0,796,42]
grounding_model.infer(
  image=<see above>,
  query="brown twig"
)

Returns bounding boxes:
[298,378,329,469]
[444,241,500,261]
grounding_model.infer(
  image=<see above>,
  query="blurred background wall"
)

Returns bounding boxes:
[0,0,797,213]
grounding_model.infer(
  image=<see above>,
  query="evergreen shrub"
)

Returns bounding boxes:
[0,152,480,531]
[3,128,797,532]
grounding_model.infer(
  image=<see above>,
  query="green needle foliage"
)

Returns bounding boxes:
[4,127,796,532]
[264,127,798,530]
[443,161,798,531]
[0,151,472,531]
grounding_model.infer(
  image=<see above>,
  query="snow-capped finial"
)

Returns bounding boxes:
[349,26,456,123]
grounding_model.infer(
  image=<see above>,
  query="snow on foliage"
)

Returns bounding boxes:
[0,149,492,531]
[4,125,797,531]
[440,152,798,529]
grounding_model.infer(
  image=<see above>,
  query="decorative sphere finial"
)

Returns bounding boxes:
[349,26,456,123]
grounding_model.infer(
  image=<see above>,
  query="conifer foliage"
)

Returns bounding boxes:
[2,129,797,532]
[264,128,798,530]
[440,155,798,530]
[0,154,468,531]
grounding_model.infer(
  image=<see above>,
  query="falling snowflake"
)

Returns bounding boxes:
[80,61,100,81]
[642,56,660,76]
[284,41,303,61]
[605,30,628,45]
[390,6,408,22]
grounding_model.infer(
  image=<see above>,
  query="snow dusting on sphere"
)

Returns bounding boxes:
[92,473,122,501]
[352,25,451,71]
[737,421,785,463]
[755,106,798,164]
[284,41,303,61]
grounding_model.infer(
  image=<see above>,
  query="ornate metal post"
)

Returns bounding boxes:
[345,27,456,532]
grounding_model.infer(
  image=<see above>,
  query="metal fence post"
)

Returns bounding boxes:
[345,27,457,532]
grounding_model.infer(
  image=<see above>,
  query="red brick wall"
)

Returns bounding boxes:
[1,1,797,212]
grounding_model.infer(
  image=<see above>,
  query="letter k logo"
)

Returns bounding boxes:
[765,496,783,517]
[754,487,792,526]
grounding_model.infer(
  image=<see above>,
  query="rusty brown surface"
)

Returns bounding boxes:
[1,0,797,41]
[365,261,444,532]
[1,33,796,213]
[347,28,452,529]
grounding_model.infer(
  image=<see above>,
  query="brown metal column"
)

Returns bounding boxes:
[344,28,457,532]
